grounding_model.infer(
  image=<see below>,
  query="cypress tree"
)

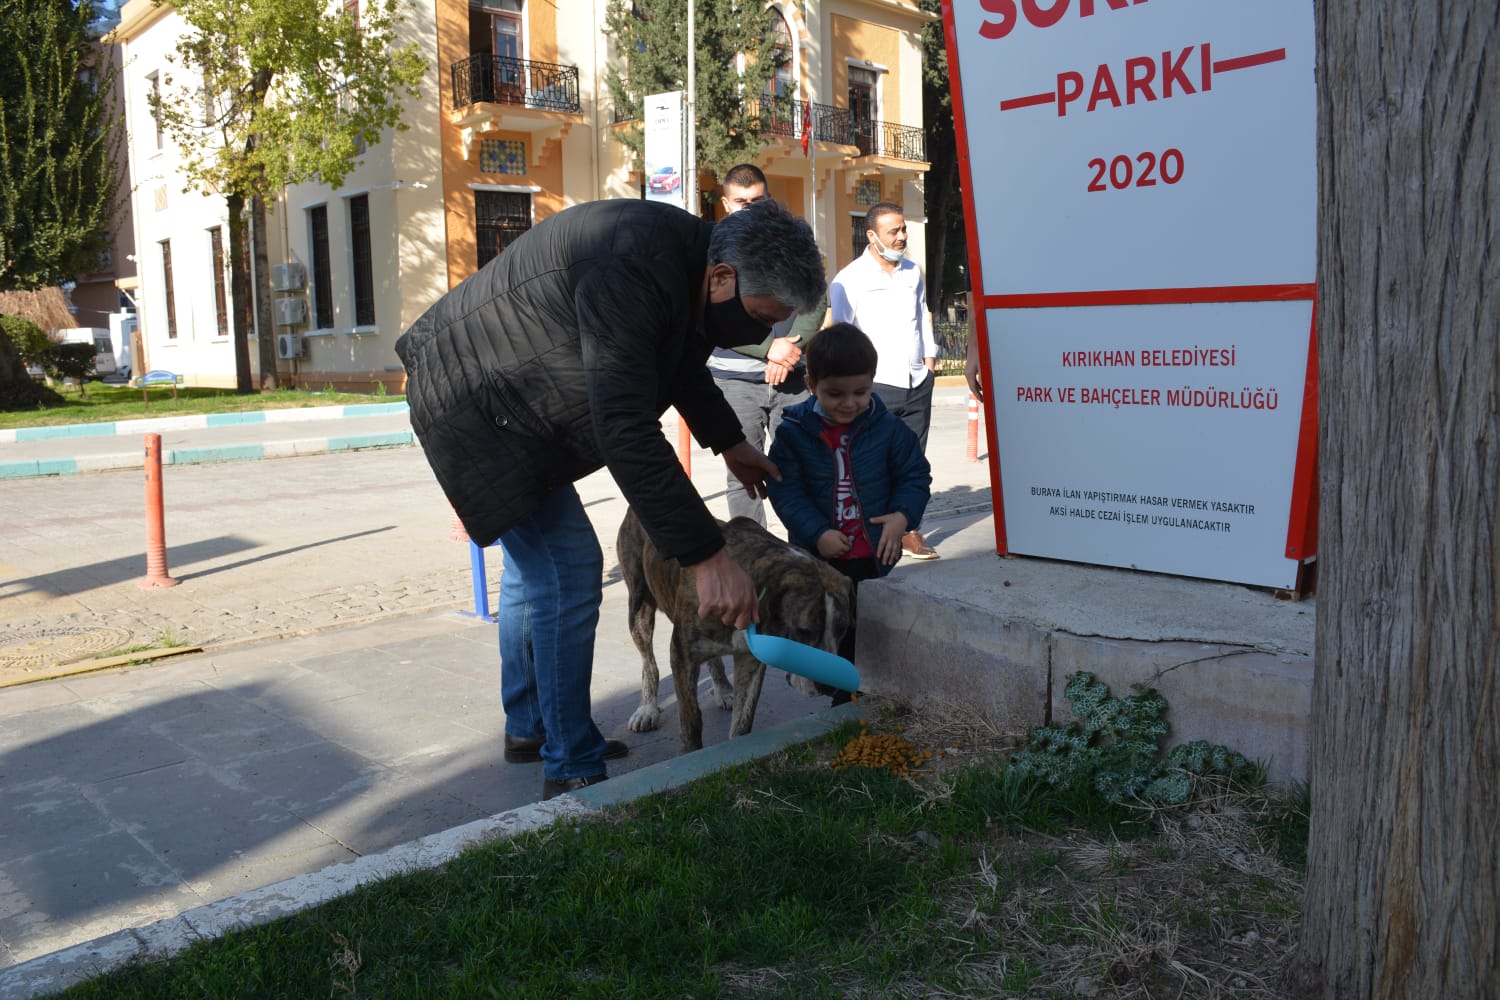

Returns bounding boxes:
[0,0,121,292]
[604,0,778,212]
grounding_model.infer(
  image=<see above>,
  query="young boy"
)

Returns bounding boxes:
[766,323,932,700]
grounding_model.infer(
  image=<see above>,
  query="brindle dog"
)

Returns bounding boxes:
[618,508,854,751]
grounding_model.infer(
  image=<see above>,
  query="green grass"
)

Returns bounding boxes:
[54,717,1308,999]
[100,628,192,662]
[0,383,403,430]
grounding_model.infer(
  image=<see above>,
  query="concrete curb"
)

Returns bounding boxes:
[0,401,408,444]
[0,702,865,998]
[0,430,416,480]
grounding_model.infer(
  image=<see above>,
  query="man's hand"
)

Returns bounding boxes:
[691,547,760,628]
[765,359,793,386]
[766,335,803,370]
[817,529,852,560]
[965,337,985,401]
[871,512,909,565]
[722,440,780,500]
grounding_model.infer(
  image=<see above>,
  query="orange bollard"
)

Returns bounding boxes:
[138,433,179,588]
[966,393,980,462]
[677,411,692,475]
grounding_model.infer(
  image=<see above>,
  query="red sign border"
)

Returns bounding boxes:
[941,1,1318,577]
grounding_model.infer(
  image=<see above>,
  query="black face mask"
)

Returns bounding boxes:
[703,277,773,350]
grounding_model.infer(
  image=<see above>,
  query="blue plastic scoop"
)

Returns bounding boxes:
[744,623,861,693]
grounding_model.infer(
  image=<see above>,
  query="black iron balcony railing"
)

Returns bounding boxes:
[857,118,927,162]
[744,97,926,162]
[744,97,857,147]
[450,54,581,113]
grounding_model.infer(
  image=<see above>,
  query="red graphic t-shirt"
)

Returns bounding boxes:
[819,420,873,560]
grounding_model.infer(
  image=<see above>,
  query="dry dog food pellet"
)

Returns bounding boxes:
[830,720,934,778]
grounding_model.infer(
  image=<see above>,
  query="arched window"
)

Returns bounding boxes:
[769,9,794,98]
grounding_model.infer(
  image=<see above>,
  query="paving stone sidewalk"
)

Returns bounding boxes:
[1,387,988,683]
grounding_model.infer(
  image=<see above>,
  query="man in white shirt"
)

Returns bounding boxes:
[828,202,940,559]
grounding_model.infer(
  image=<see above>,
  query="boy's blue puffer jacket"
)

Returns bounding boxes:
[767,393,932,577]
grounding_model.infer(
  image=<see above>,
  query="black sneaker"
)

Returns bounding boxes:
[542,773,609,800]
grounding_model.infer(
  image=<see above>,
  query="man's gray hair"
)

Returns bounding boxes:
[707,199,825,314]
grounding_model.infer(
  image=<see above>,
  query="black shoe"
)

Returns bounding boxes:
[542,773,609,800]
[505,734,629,764]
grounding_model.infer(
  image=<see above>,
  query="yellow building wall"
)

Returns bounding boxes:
[833,174,890,271]
[768,176,805,217]
[829,14,903,126]
[528,0,557,63]
[435,0,566,289]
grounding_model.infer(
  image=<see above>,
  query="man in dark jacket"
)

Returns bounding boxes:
[396,198,825,800]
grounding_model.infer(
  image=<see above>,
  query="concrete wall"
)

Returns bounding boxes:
[854,527,1315,784]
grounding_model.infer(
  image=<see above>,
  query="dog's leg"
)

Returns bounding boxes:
[727,652,767,739]
[670,629,705,751]
[625,588,663,734]
[705,655,734,711]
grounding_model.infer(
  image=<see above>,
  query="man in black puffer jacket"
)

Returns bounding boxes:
[397,198,825,800]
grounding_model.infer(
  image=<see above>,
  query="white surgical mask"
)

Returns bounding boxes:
[872,233,905,263]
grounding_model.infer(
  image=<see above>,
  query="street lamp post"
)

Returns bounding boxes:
[685,0,697,216]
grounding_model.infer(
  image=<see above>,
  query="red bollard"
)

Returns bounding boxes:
[137,433,179,588]
[966,394,980,462]
[677,411,692,476]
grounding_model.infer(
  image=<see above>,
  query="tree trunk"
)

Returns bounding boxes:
[1293,3,1499,997]
[925,153,952,316]
[0,330,64,411]
[251,193,280,391]
[226,192,254,393]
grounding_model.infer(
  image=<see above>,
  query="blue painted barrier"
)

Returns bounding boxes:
[461,539,500,624]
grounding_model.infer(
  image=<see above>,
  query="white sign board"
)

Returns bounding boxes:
[945,0,1317,589]
[951,0,1316,296]
[990,300,1310,586]
[643,91,686,211]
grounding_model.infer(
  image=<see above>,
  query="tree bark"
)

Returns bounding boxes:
[250,193,279,391]
[925,152,953,316]
[0,330,64,411]
[1294,3,1499,996]
[226,192,254,393]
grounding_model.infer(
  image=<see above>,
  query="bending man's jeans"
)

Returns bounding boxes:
[497,484,608,781]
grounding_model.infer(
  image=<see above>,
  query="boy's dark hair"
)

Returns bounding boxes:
[805,322,878,384]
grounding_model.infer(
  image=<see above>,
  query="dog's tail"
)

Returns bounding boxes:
[617,507,656,629]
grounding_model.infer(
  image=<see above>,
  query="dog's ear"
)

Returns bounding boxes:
[818,563,855,605]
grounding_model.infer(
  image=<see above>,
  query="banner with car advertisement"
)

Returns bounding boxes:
[644,91,686,211]
[942,0,1319,590]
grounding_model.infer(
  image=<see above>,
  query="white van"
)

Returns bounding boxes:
[55,327,118,377]
[107,311,135,379]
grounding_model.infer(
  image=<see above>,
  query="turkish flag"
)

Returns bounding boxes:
[801,100,812,156]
